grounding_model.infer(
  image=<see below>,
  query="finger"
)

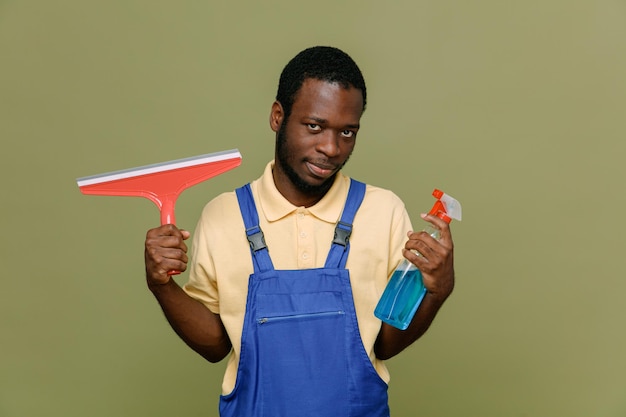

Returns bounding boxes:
[157,235,189,251]
[145,246,188,276]
[420,213,453,247]
[403,239,436,270]
[154,257,188,274]
[148,260,188,283]
[403,245,439,271]
[403,231,449,271]
[158,246,189,262]
[404,238,434,260]
[146,224,183,239]
[145,243,188,263]
[405,229,438,255]
[146,231,188,252]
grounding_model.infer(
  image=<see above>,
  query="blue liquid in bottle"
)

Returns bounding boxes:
[375,225,439,330]
[374,260,427,330]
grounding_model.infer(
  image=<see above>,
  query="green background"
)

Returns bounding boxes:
[1,1,625,416]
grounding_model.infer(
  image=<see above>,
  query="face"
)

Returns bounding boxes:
[270,78,364,207]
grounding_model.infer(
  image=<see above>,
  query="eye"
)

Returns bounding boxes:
[307,123,321,131]
[341,130,355,138]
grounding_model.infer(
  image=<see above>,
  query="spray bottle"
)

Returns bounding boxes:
[374,189,462,330]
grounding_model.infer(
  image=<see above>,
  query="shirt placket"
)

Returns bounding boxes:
[295,207,315,269]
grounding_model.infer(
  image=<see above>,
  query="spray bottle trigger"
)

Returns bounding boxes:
[428,189,462,223]
[428,200,452,223]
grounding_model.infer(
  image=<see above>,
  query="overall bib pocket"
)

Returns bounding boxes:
[255,290,350,416]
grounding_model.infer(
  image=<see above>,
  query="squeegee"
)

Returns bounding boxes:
[77,149,242,274]
[77,148,241,224]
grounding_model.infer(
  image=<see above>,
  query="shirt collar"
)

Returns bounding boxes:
[256,161,349,224]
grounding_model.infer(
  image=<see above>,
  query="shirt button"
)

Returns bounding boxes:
[302,252,309,260]
[300,231,307,238]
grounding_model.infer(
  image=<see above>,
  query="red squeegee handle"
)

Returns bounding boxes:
[158,198,182,276]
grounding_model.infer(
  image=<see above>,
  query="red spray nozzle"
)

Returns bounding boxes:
[427,189,462,223]
[428,200,452,223]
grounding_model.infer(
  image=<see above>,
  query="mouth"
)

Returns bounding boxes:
[305,161,336,179]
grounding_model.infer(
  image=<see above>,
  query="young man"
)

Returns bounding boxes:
[144,46,455,417]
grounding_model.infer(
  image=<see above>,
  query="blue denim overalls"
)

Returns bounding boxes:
[219,179,389,417]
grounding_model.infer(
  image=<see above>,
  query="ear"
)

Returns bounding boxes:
[269,101,284,133]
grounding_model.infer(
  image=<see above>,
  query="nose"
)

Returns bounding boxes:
[315,131,341,158]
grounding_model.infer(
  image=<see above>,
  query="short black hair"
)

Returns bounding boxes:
[276,46,367,120]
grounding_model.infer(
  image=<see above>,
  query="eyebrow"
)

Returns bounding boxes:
[308,116,360,129]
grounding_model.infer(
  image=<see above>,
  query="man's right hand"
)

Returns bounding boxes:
[144,225,191,286]
[143,225,232,362]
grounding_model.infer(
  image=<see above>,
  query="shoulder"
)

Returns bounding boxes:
[339,173,405,208]
[359,181,407,212]
[201,190,239,216]
[194,189,243,234]
[350,179,411,230]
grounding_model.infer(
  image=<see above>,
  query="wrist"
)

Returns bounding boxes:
[425,286,452,305]
[147,275,174,293]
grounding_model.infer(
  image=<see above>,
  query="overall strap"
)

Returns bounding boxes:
[324,179,366,269]
[235,184,275,273]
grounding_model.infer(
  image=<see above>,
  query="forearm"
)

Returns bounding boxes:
[374,291,449,360]
[148,278,232,362]
[375,214,456,359]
